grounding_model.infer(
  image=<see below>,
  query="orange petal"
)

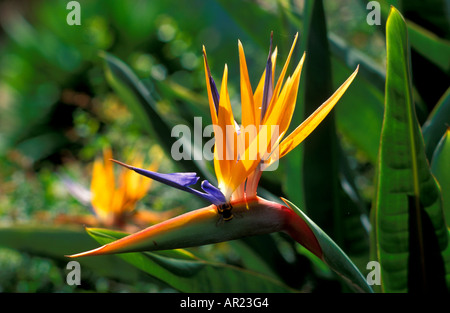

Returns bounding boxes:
[202,46,218,126]
[270,53,305,136]
[238,40,256,129]
[215,64,237,196]
[253,48,278,123]
[279,66,359,158]
[263,32,299,120]
[90,149,115,220]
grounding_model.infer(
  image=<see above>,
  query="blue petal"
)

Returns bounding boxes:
[111,160,226,206]
[203,49,220,116]
[209,76,220,116]
[201,180,227,204]
[260,32,274,120]
[130,167,199,188]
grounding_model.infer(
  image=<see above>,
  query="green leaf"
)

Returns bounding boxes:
[328,32,386,92]
[407,20,450,73]
[301,0,339,236]
[85,227,295,293]
[399,0,450,40]
[237,234,309,284]
[337,145,371,258]
[282,199,373,293]
[14,132,69,163]
[423,87,450,160]
[371,0,450,115]
[430,130,450,289]
[431,129,450,227]
[154,79,211,125]
[376,0,450,61]
[372,7,448,293]
[228,240,281,281]
[102,51,163,138]
[281,0,309,215]
[0,225,145,284]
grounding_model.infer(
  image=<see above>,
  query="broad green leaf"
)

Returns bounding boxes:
[301,0,339,236]
[373,7,448,293]
[423,87,450,160]
[0,225,145,284]
[282,199,373,293]
[85,227,295,293]
[282,0,309,215]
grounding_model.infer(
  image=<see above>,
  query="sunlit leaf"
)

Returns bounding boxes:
[372,7,448,293]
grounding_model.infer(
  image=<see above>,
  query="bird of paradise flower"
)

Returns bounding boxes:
[68,33,358,263]
[60,146,179,230]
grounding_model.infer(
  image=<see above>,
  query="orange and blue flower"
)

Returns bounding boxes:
[68,33,358,259]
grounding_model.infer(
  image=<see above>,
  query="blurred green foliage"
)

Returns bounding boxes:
[0,0,448,293]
